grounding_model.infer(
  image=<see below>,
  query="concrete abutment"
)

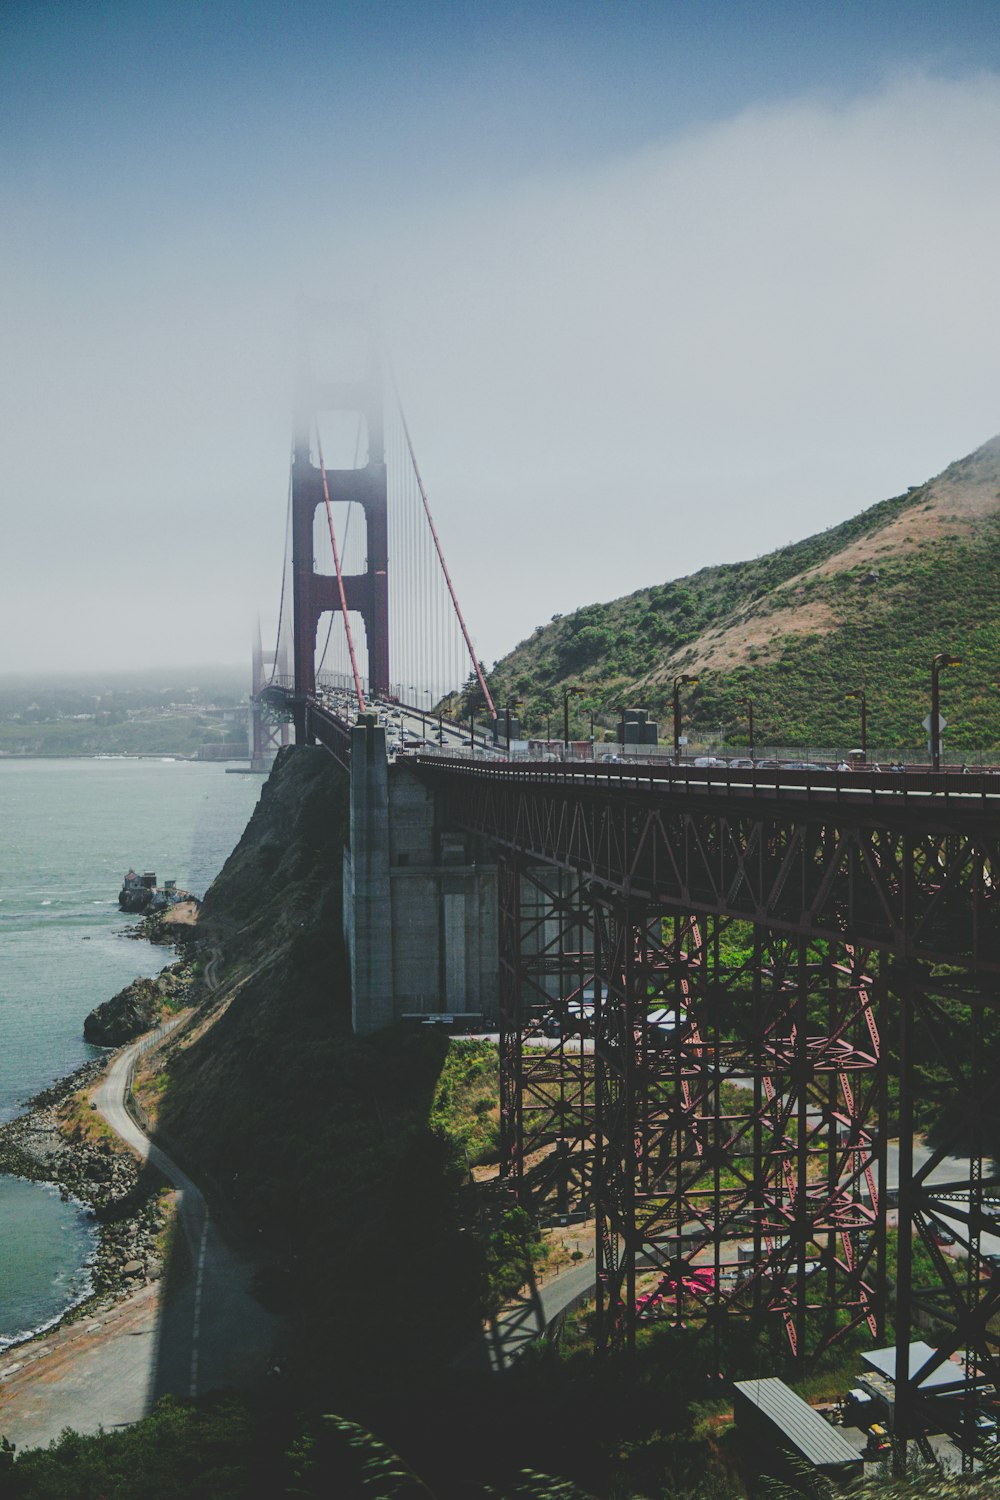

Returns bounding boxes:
[343,717,499,1033]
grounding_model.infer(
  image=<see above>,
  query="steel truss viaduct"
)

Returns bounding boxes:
[420,756,1000,1466]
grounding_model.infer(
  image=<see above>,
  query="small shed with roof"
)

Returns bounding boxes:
[733,1377,864,1481]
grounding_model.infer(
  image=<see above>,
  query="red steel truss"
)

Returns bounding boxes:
[589,906,885,1364]
[498,856,596,1214]
[423,759,1000,1465]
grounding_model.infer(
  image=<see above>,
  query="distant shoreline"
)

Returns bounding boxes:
[0,753,246,762]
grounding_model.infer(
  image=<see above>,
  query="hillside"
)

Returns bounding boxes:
[467,435,1000,756]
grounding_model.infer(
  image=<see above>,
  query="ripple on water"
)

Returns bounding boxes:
[0,1176,99,1352]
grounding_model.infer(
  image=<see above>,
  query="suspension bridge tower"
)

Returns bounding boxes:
[291,323,389,729]
[249,620,289,772]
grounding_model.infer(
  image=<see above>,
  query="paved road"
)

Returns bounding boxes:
[885,1140,1000,1257]
[0,1028,278,1450]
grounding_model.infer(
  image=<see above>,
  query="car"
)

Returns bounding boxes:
[729,758,754,769]
[982,1252,1000,1277]
[928,1223,957,1247]
[693,756,726,768]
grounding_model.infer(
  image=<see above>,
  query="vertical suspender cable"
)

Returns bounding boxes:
[315,423,367,712]
[391,375,497,722]
[270,455,295,686]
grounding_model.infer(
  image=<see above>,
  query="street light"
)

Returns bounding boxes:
[737,695,755,761]
[930,653,961,772]
[673,674,699,765]
[563,684,585,748]
[844,688,867,763]
[504,698,522,750]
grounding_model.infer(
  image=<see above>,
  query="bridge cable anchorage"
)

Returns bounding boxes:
[390,366,497,722]
[314,421,367,713]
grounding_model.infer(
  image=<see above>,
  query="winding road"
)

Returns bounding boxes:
[0,1026,279,1451]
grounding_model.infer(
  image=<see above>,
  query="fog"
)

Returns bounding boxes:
[3,48,999,675]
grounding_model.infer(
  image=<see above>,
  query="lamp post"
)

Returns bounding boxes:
[673,674,699,765]
[845,688,867,763]
[930,653,961,771]
[619,706,626,755]
[737,695,755,761]
[469,713,475,755]
[504,698,522,751]
[563,684,585,748]
[545,712,551,743]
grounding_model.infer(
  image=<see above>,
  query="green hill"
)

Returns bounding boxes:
[467,435,1000,757]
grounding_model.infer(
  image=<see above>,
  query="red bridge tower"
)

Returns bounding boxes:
[291,330,388,722]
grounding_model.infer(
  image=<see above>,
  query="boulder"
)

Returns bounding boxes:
[83,977,161,1046]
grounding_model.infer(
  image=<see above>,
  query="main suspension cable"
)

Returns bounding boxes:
[390,370,497,721]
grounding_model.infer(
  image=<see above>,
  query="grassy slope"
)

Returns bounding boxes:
[470,436,1000,754]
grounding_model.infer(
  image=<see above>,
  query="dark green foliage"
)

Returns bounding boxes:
[285,1414,437,1498]
[2,1396,260,1499]
[483,1205,547,1315]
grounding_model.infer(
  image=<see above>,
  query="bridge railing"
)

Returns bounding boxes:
[414,749,1000,810]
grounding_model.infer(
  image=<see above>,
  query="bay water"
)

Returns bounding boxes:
[0,758,262,1351]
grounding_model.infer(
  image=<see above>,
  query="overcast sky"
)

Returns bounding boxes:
[3,1,999,679]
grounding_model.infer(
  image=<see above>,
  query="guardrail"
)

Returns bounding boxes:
[414,752,1000,813]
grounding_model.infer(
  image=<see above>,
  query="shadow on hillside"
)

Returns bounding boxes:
[132,1014,487,1427]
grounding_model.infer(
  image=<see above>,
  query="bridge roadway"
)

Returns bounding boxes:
[276,686,1000,969]
[411,750,1000,975]
[281,682,1000,813]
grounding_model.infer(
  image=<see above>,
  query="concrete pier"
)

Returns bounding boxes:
[343,716,498,1033]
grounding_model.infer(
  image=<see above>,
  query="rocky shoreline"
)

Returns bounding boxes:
[0,1062,174,1342]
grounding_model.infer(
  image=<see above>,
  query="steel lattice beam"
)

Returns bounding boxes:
[431,759,1000,1457]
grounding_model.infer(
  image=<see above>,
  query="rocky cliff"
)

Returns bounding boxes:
[139,745,482,1416]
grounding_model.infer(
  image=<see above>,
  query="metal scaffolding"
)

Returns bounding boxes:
[430,759,1000,1465]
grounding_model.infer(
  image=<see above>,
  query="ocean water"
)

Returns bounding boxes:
[0,758,262,1349]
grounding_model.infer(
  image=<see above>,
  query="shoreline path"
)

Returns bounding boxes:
[0,1026,279,1451]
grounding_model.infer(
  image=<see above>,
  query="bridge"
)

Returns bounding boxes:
[260,308,1000,1471]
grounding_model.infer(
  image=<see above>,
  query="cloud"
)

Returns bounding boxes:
[375,73,1000,663]
[2,72,999,673]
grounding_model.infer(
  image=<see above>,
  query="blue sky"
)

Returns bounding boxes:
[3,2,999,673]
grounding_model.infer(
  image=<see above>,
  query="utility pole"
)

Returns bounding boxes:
[563,684,585,748]
[845,688,867,762]
[673,674,699,765]
[738,695,755,761]
[930,653,961,771]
